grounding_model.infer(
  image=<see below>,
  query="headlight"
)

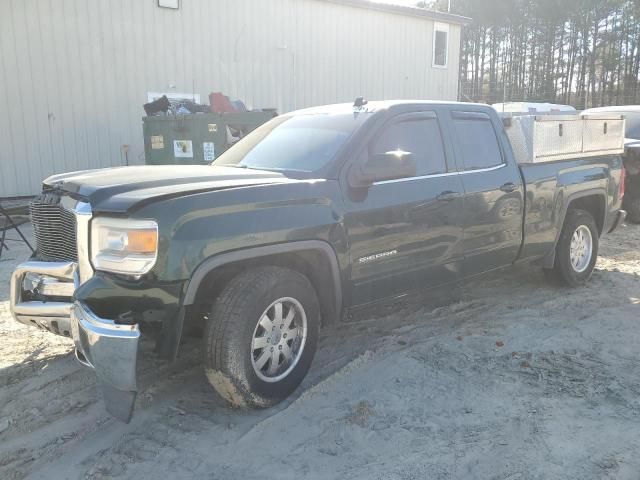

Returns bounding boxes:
[91,217,158,275]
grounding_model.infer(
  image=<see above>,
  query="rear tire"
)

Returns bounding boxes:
[543,209,599,287]
[203,266,320,408]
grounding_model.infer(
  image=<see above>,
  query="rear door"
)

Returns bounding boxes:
[343,110,465,306]
[447,110,524,276]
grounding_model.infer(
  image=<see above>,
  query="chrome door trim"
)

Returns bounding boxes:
[374,171,459,185]
[458,163,507,175]
[373,163,507,185]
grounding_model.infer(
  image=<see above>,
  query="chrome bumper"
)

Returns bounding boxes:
[10,260,140,423]
[71,301,140,423]
[10,261,77,336]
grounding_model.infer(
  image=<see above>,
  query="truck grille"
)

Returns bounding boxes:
[30,196,78,262]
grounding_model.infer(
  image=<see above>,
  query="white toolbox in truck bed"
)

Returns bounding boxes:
[504,114,625,164]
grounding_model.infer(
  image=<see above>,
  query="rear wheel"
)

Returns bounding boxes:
[543,209,599,287]
[203,266,320,408]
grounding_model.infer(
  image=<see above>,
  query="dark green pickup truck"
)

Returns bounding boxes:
[11,100,627,422]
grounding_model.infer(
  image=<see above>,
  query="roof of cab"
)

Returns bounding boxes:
[289,100,490,116]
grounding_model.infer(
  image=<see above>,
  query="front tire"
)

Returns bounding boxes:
[203,266,320,408]
[543,209,599,287]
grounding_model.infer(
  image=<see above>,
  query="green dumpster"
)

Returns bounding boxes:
[143,111,277,165]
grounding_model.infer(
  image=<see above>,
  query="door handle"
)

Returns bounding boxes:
[436,191,458,202]
[500,182,517,193]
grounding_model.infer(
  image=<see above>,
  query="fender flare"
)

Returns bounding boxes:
[183,240,343,313]
[541,188,607,268]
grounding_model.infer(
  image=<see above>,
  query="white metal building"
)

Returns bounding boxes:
[0,0,469,197]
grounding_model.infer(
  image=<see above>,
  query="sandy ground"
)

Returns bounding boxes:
[1,223,640,480]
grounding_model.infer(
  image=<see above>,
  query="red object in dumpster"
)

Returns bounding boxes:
[209,92,236,113]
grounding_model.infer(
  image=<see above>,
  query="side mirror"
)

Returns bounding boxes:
[349,150,417,187]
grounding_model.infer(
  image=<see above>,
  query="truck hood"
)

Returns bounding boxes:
[44,165,290,213]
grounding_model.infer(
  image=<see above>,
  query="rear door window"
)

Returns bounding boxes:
[451,112,503,170]
[372,115,448,176]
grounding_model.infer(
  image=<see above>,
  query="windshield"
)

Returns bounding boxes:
[213,112,371,174]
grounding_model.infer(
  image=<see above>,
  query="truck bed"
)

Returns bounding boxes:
[518,154,625,262]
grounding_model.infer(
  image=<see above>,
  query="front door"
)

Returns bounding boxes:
[343,111,465,306]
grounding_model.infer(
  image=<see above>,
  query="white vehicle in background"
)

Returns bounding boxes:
[584,105,640,223]
[492,102,577,115]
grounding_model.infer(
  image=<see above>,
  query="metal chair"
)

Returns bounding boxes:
[0,201,34,260]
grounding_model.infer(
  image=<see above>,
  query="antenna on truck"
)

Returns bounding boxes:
[354,97,368,108]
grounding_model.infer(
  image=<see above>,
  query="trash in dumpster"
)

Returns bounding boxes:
[143,91,265,117]
[143,95,211,116]
[143,95,171,116]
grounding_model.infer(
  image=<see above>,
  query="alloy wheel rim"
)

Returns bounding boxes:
[569,225,593,273]
[250,297,308,383]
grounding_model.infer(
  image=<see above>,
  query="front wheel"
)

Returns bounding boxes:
[203,266,320,408]
[543,209,599,287]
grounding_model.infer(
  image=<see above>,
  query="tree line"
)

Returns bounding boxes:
[451,0,640,108]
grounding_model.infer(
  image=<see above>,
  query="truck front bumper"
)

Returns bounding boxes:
[71,301,140,423]
[10,261,77,336]
[10,260,140,423]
